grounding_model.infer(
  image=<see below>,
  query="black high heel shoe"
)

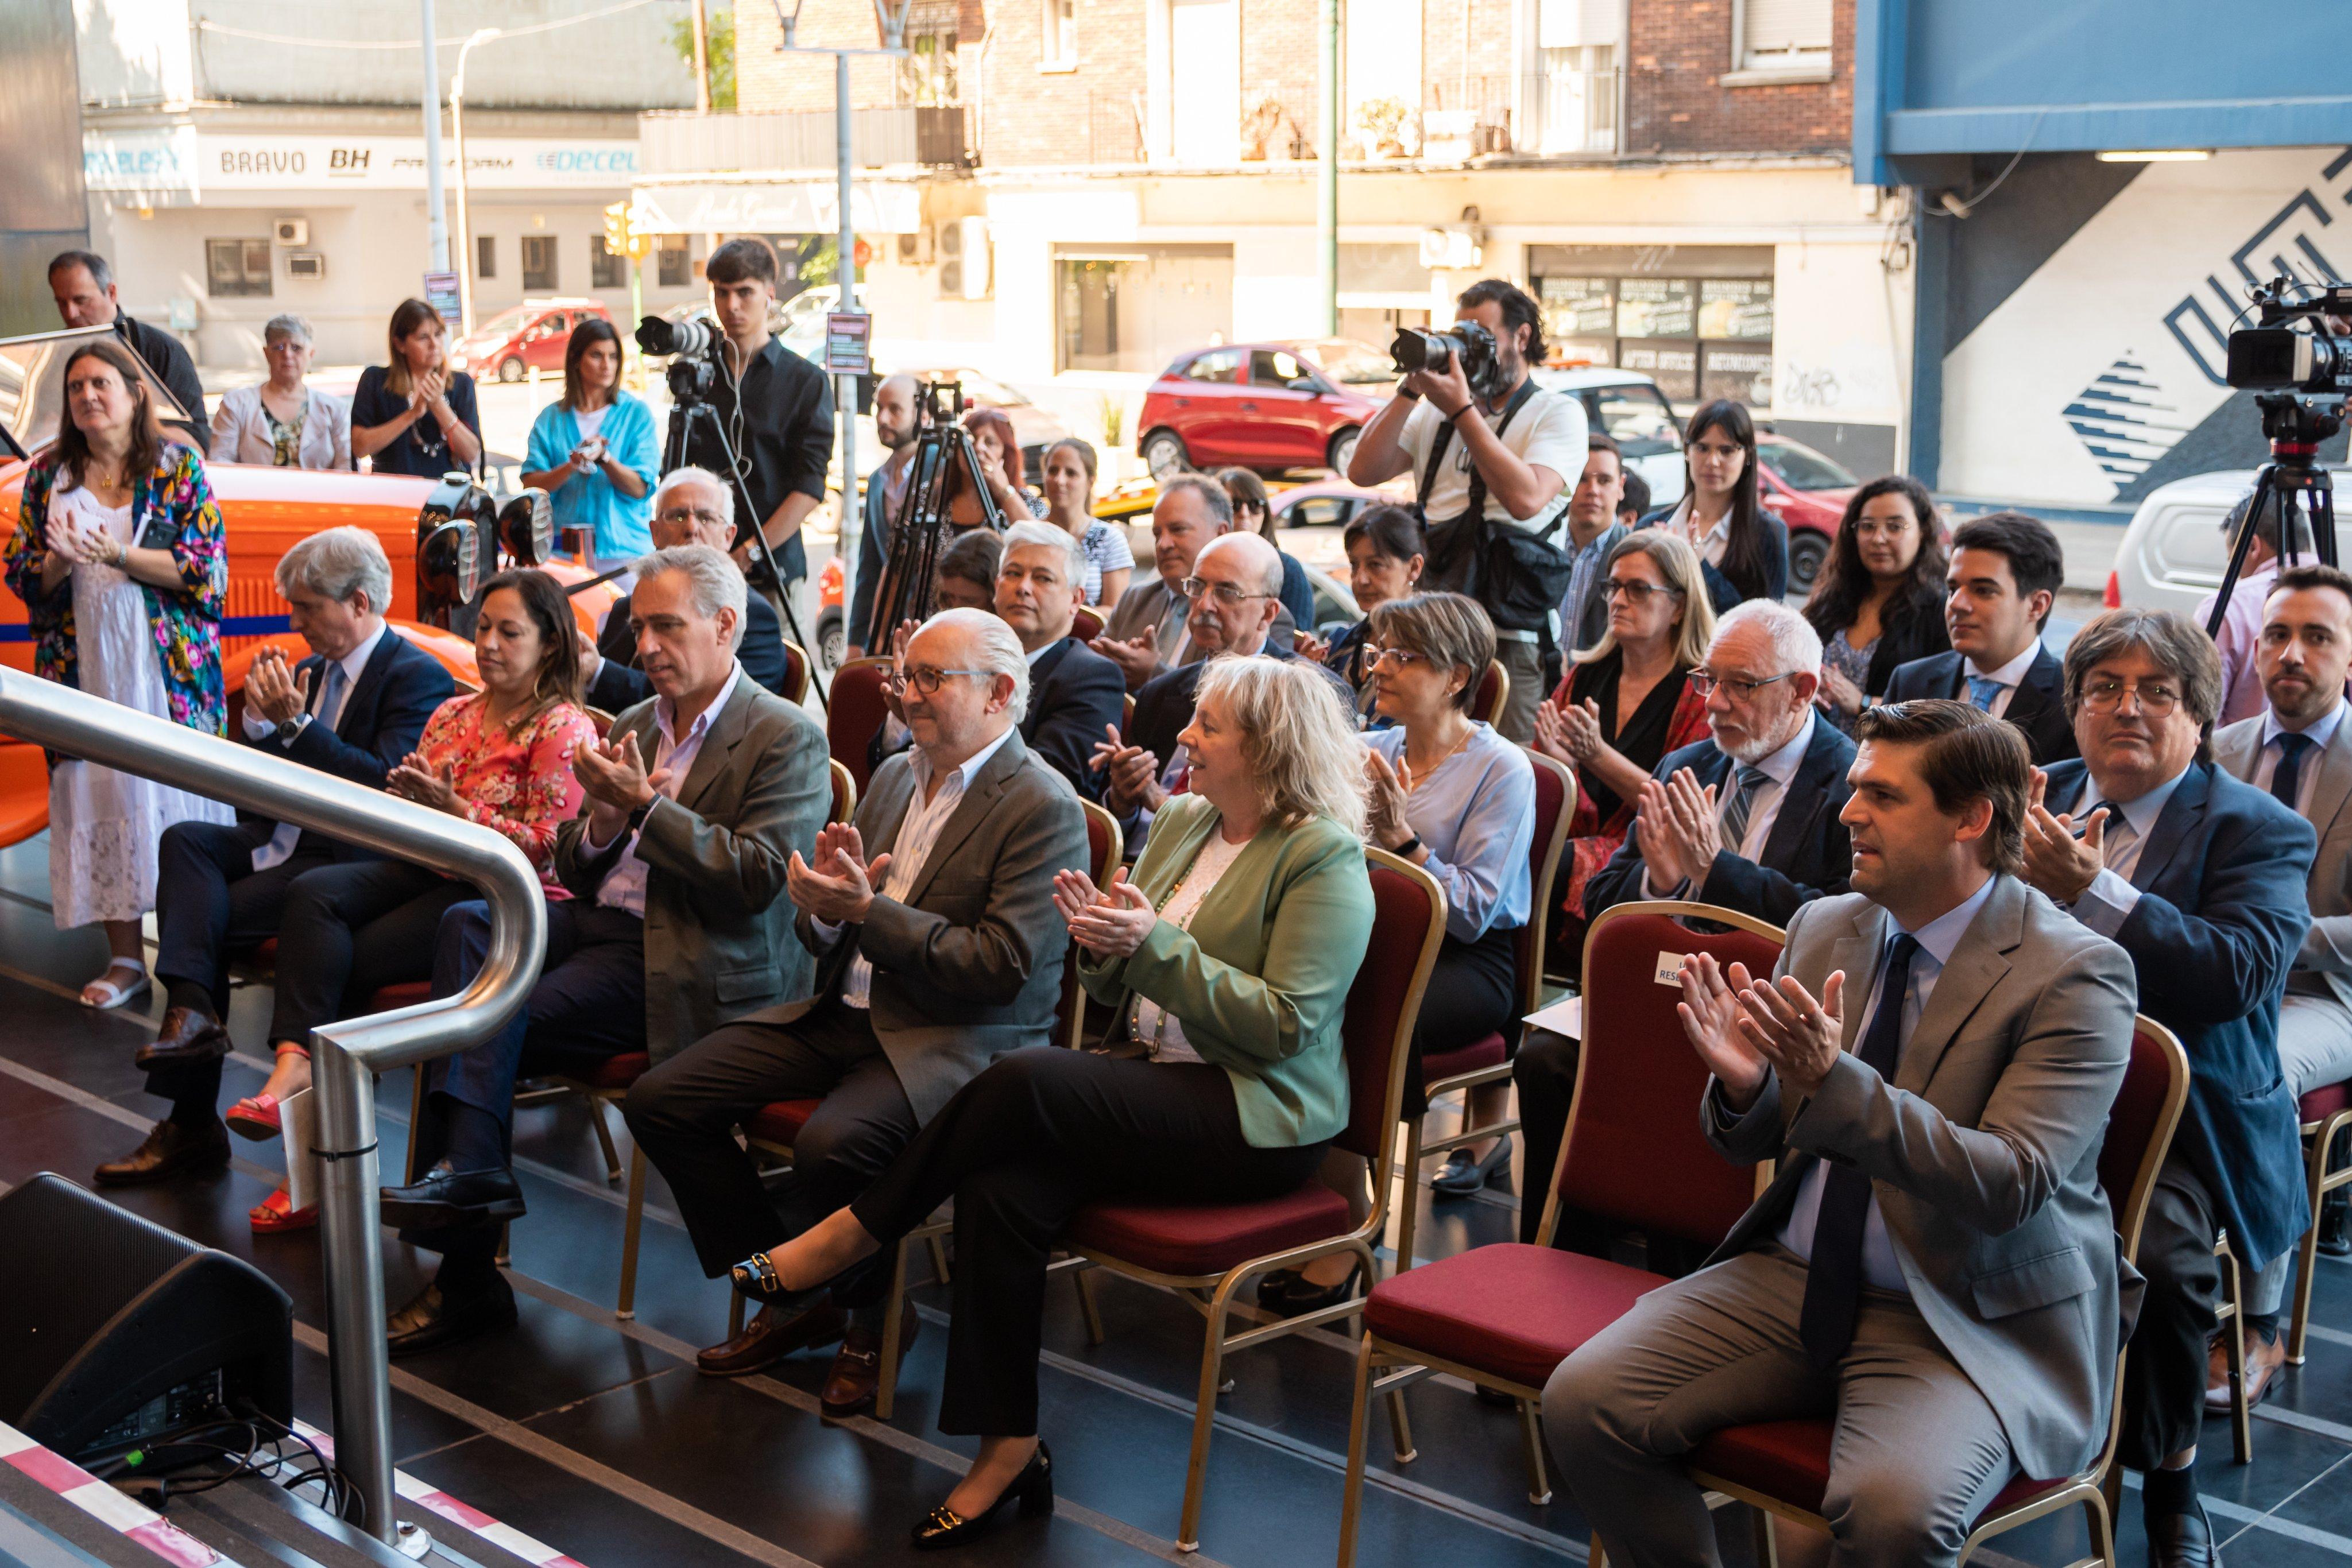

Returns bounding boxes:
[728,1249,832,1314]
[911,1441,1054,1549]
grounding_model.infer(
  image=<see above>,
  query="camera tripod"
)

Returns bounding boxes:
[865,383,1008,640]
[2206,392,2343,640]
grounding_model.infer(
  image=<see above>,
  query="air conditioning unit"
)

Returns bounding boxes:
[938,219,962,295]
[273,218,308,246]
[286,251,326,280]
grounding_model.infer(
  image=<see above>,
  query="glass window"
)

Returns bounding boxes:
[1742,0,1831,71]
[1187,349,1244,384]
[899,26,958,105]
[1700,347,1774,407]
[475,235,496,280]
[1618,343,1696,400]
[1588,384,1682,458]
[205,238,272,298]
[591,236,626,289]
[657,243,689,288]
[1252,349,1313,388]
[1755,438,1857,492]
[1043,0,1077,65]
[1538,275,1614,342]
[521,235,558,291]
[1286,496,1352,528]
[1699,279,1774,340]
[1616,278,1695,339]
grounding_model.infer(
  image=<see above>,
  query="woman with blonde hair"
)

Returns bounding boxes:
[350,298,482,478]
[1038,437,1132,605]
[726,653,1374,1548]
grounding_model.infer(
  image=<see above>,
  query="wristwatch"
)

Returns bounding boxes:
[1394,834,1423,860]
[274,714,310,744]
[1396,384,1423,402]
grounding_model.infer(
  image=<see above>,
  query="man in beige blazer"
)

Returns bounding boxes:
[1546,700,2138,1567]
[2209,560,2352,1410]
[628,607,1087,1412]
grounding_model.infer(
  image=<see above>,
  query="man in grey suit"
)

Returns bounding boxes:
[380,544,831,1354]
[628,606,1087,1412]
[2208,561,2352,1411]
[1546,700,2137,1567]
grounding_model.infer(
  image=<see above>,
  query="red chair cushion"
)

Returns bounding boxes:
[747,1098,820,1146]
[1691,1419,2068,1526]
[2302,1080,2351,1123]
[1363,1242,1666,1389]
[581,1052,650,1091]
[1422,1033,1507,1085]
[369,981,433,1009]
[1068,1182,1350,1277]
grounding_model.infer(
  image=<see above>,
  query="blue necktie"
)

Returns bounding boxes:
[2274,731,2316,811]
[1965,675,2004,712]
[1800,932,1921,1369]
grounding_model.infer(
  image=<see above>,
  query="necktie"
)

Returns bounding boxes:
[2273,731,2316,811]
[1718,764,1771,855]
[315,659,348,733]
[1800,932,1921,1369]
[1965,675,2004,712]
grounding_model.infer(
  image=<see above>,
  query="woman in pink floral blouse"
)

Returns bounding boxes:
[226,569,597,1141]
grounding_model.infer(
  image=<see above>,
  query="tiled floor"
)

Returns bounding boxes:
[5,831,2351,1567]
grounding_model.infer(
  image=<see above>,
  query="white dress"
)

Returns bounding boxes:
[45,485,235,928]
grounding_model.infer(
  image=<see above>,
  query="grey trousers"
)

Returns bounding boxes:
[1494,637,1547,745]
[1542,1247,2013,1568]
[2246,992,2352,1317]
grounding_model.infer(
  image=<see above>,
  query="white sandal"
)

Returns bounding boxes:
[81,962,150,1011]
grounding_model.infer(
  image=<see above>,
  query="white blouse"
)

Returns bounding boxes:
[1131,828,1253,1065]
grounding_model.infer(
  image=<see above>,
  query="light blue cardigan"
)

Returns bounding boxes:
[524,390,659,563]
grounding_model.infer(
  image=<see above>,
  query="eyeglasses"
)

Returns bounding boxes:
[655,507,729,530]
[1688,669,1795,701]
[1361,645,1429,670]
[1604,579,1681,604]
[887,665,990,696]
[2079,677,2183,716]
[1177,577,1273,607]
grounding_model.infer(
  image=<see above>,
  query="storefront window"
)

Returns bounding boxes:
[523,235,558,292]
[591,235,626,289]
[657,243,690,288]
[1530,248,1774,409]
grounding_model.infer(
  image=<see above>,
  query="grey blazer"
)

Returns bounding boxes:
[1705,876,2139,1480]
[752,727,1088,1124]
[555,675,831,1064]
[2215,711,2352,1012]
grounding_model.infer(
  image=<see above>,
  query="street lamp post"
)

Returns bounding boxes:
[420,0,448,274]
[451,26,503,336]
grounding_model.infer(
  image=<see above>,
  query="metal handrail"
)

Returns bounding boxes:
[0,668,545,1541]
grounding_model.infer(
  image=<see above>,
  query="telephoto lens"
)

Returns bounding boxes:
[636,313,714,359]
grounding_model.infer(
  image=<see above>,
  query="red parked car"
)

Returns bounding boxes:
[1138,339,1394,480]
[452,297,615,384]
[1754,432,1859,591]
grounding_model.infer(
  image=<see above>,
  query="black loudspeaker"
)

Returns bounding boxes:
[0,1174,293,1461]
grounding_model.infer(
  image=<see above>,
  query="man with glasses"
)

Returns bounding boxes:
[1096,532,1351,846]
[1093,475,1297,692]
[2028,607,2315,1567]
[626,607,1086,1412]
[580,467,794,708]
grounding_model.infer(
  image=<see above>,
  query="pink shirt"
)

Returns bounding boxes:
[2194,560,2279,729]
[415,694,599,893]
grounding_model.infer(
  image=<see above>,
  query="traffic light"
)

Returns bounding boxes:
[603,202,632,260]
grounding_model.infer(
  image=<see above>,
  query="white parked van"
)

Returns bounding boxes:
[2106,469,2260,614]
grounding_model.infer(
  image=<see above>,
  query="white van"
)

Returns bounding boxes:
[2107,469,2261,614]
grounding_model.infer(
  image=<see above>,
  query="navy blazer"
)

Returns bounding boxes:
[243,630,455,858]
[1585,715,1858,927]
[1638,504,1791,614]
[1884,644,2079,767]
[589,588,790,711]
[2042,758,2318,1268]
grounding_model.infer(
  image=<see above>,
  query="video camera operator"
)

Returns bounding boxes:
[1349,278,1587,743]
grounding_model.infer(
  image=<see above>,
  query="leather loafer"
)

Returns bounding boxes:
[380,1160,525,1230]
[2145,1496,2219,1567]
[94,1118,229,1187]
[696,1302,848,1378]
[2206,1327,2288,1414]
[1429,1137,1512,1199]
[134,1008,229,1071]
[386,1277,518,1358]
[821,1310,920,1419]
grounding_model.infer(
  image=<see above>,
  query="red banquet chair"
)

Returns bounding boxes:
[779,639,813,707]
[1334,899,1782,1566]
[2289,1078,2352,1365]
[1392,745,1576,1276]
[1072,605,1105,642]
[1061,847,1445,1554]
[826,656,895,796]
[1658,1015,2192,1568]
[1469,659,1508,728]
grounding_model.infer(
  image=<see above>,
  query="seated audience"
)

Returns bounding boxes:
[991,521,1126,799]
[1039,436,1131,606]
[1616,469,1651,531]
[1803,475,1951,735]
[378,544,830,1355]
[1518,599,1855,1246]
[2197,489,2308,727]
[1217,466,1316,633]
[1316,502,1425,715]
[1093,477,1295,692]
[1558,434,1634,655]
[729,655,1374,1547]
[933,528,1002,612]
[520,320,658,573]
[208,314,350,470]
[579,467,792,708]
[1547,700,2139,1568]
[1638,398,1789,614]
[1531,531,1715,930]
[2210,563,2352,1412]
[628,607,1086,1410]
[2028,607,2315,1564]
[1882,510,2076,766]
[1096,532,1352,847]
[94,526,452,1196]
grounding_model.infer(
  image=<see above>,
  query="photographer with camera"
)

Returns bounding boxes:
[1348,280,1587,744]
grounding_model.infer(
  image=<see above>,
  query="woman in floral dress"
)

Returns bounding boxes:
[1,339,234,1009]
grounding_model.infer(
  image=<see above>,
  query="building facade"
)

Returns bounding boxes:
[638,0,1910,474]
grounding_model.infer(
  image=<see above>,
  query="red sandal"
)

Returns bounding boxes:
[250,1186,317,1234]
[227,1043,309,1141]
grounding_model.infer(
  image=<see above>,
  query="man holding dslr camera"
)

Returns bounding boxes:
[1349,280,1587,743]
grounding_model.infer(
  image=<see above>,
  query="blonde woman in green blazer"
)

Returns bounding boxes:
[732,655,1374,1548]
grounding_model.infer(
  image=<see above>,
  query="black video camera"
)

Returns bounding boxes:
[1391,319,1506,399]
[636,313,722,402]
[2227,276,2352,396]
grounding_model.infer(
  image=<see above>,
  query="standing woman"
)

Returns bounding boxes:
[1,340,235,1008]
[1216,467,1317,633]
[1318,502,1426,711]
[521,320,659,572]
[207,314,350,470]
[1639,398,1787,614]
[1801,474,1950,734]
[729,656,1373,1547]
[1531,531,1714,926]
[1038,438,1132,606]
[350,299,483,478]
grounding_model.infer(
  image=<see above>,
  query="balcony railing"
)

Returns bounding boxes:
[640,106,969,175]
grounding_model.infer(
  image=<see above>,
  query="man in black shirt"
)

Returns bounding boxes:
[49,250,207,444]
[685,238,834,606]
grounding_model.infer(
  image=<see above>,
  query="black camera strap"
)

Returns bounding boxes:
[1415,375,1541,538]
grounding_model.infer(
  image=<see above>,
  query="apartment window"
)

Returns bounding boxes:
[522,235,558,291]
[1737,0,1831,73]
[898,7,958,104]
[591,235,626,289]
[657,242,689,288]
[1042,0,1076,67]
[205,238,272,298]
[476,235,496,280]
